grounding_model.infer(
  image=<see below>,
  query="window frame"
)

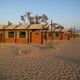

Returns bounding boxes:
[55,32,59,37]
[19,31,26,38]
[48,32,54,37]
[8,31,14,38]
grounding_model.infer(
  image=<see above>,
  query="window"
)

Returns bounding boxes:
[8,31,14,38]
[0,33,3,38]
[19,31,26,38]
[55,33,59,37]
[32,30,36,32]
[0,33,3,41]
[49,33,54,37]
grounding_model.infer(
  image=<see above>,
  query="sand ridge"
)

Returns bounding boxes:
[0,40,80,80]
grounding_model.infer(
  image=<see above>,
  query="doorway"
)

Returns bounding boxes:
[30,32,32,43]
[0,33,3,42]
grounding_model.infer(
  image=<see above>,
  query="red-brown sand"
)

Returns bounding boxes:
[0,39,80,80]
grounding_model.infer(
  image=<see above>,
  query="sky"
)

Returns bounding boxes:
[0,0,80,29]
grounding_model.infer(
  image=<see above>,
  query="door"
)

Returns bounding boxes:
[41,32,43,44]
[30,32,32,43]
[0,33,3,42]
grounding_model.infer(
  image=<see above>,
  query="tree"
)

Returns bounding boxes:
[8,21,12,25]
[21,12,34,24]
[25,12,31,18]
[24,12,35,24]
[35,14,42,24]
[25,12,31,24]
[52,23,58,28]
[56,25,64,29]
[20,12,48,24]
[20,15,26,24]
[29,16,35,24]
[41,14,48,24]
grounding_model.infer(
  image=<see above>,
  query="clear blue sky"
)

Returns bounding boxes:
[0,0,80,29]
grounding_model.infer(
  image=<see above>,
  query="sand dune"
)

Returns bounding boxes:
[0,40,80,80]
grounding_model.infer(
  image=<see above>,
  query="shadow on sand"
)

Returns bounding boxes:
[0,73,8,80]
[55,54,80,65]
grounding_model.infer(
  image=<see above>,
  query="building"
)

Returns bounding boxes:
[47,26,72,40]
[0,23,72,44]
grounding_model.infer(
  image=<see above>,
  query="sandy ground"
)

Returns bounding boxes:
[0,39,80,80]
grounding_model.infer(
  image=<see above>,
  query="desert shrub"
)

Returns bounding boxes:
[0,72,8,80]
[13,45,32,56]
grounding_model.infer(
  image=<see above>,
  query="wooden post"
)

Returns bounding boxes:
[74,27,75,39]
[46,29,47,41]
[3,29,5,42]
[41,31,43,44]
[28,30,29,44]
[15,30,17,43]
[51,20,53,33]
[51,20,53,41]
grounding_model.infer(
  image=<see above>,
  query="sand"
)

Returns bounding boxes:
[0,39,80,80]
